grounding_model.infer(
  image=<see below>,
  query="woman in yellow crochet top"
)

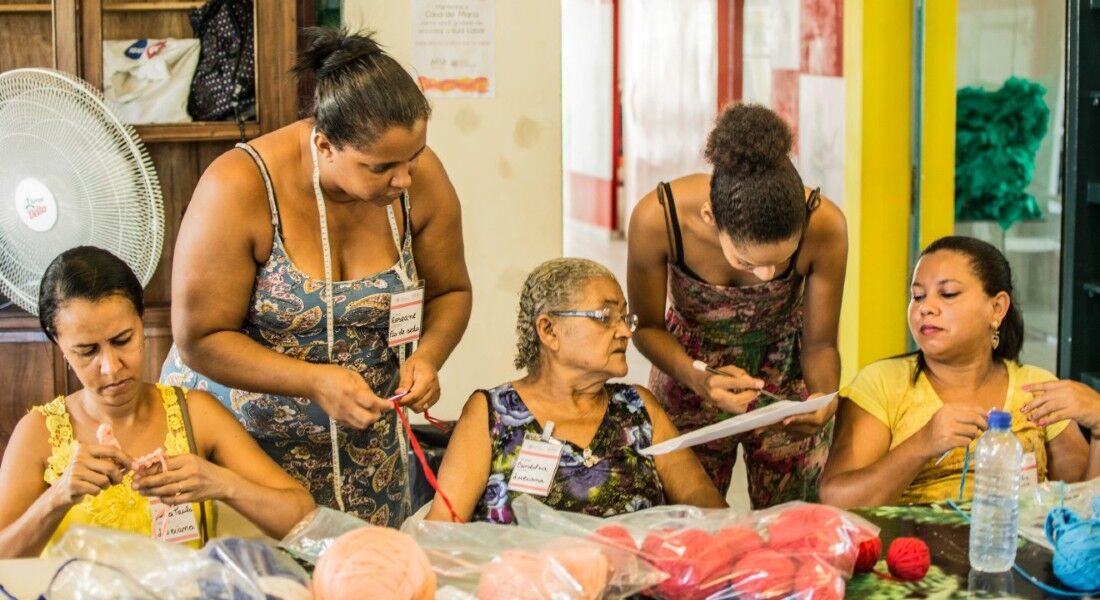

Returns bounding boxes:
[0,247,314,558]
[821,236,1098,507]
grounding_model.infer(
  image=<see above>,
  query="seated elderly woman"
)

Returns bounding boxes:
[0,247,314,557]
[821,236,1097,508]
[427,258,726,523]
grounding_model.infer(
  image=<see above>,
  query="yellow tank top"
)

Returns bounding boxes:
[34,384,214,552]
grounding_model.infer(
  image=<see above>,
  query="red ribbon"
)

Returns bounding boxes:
[391,399,463,523]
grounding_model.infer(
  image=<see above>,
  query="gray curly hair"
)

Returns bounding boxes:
[514,258,618,373]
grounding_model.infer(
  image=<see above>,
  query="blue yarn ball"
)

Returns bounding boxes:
[1045,504,1100,591]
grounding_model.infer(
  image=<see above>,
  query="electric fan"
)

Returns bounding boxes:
[0,68,164,315]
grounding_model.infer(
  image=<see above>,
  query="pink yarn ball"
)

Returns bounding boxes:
[729,549,797,600]
[312,526,435,600]
[476,546,610,600]
[795,556,846,600]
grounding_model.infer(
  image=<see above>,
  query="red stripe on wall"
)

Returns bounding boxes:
[567,171,615,230]
[717,0,744,110]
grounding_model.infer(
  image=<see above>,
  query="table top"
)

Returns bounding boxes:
[849,503,1081,599]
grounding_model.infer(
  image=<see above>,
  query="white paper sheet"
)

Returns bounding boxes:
[639,392,838,456]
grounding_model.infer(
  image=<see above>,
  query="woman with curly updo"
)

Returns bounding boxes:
[426,258,724,523]
[627,103,848,508]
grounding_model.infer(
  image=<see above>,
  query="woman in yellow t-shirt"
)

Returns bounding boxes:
[821,236,1096,507]
[0,247,315,558]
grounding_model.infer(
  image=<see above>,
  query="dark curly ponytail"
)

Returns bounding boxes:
[295,27,431,149]
[704,104,806,245]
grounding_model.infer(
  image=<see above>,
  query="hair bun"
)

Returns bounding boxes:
[705,103,793,176]
[294,27,385,80]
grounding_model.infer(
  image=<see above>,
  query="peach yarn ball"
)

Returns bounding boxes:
[476,545,610,600]
[311,526,436,600]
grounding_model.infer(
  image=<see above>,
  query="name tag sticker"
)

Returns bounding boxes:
[1021,451,1038,487]
[388,284,424,347]
[507,438,564,497]
[148,497,200,544]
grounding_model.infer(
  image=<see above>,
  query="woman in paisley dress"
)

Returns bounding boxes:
[0,247,313,557]
[627,104,848,508]
[161,28,472,526]
[427,259,724,524]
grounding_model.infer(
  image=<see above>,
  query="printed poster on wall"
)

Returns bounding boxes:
[411,0,494,97]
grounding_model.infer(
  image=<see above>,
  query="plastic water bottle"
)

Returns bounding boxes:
[968,409,1023,572]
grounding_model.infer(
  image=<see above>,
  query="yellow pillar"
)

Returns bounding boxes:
[840,0,957,385]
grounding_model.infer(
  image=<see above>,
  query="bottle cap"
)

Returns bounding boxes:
[988,410,1011,430]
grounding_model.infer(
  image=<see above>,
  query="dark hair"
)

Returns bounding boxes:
[38,246,144,344]
[912,235,1023,378]
[295,27,431,150]
[704,103,806,245]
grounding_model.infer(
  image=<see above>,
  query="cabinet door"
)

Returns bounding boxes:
[0,337,62,456]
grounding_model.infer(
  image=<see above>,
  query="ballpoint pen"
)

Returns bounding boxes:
[692,360,784,402]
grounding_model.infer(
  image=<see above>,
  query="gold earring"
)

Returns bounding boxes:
[991,327,1001,350]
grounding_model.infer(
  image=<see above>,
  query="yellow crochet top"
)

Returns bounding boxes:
[34,384,213,552]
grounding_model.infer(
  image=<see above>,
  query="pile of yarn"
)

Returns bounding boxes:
[311,526,436,600]
[1044,495,1100,592]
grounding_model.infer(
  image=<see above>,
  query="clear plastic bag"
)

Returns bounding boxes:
[1019,478,1100,550]
[202,537,311,600]
[403,519,666,599]
[43,525,261,599]
[277,506,369,565]
[512,495,879,600]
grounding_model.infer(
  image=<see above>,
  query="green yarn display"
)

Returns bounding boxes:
[955,77,1050,230]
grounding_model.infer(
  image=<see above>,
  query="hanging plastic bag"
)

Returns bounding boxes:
[403,519,666,599]
[103,38,201,124]
[512,495,879,600]
[43,525,261,599]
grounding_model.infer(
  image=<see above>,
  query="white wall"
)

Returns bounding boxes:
[344,1,563,418]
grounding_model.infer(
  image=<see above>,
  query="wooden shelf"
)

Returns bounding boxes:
[135,121,260,142]
[103,1,204,11]
[0,3,51,12]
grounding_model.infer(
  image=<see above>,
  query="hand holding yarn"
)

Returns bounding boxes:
[132,452,232,505]
[917,404,989,458]
[49,440,132,506]
[312,526,436,600]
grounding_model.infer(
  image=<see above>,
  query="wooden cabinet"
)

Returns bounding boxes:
[0,0,299,453]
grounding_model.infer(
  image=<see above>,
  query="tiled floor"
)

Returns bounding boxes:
[564,223,752,513]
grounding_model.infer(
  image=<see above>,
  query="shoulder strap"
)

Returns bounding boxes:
[781,187,824,279]
[235,143,281,233]
[656,182,687,268]
[173,386,209,545]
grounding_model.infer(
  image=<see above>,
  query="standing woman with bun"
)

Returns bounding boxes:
[161,28,472,525]
[627,104,848,508]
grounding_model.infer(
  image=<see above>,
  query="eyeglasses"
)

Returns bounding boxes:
[549,308,638,332]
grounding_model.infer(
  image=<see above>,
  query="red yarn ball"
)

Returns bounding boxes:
[729,549,797,600]
[641,528,713,599]
[795,556,846,600]
[766,504,858,573]
[886,537,930,581]
[854,535,882,573]
[593,524,637,552]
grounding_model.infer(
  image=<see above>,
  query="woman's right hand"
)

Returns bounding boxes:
[917,404,989,458]
[690,363,765,414]
[309,364,393,429]
[50,442,133,507]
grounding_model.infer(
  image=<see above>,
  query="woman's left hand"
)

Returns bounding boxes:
[132,454,233,506]
[1022,379,1100,431]
[396,354,441,413]
[779,393,838,438]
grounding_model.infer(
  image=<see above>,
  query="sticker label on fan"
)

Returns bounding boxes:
[387,284,424,347]
[1021,452,1038,487]
[148,498,200,544]
[14,178,58,233]
[507,437,563,497]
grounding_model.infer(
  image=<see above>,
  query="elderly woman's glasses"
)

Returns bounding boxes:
[549,308,638,332]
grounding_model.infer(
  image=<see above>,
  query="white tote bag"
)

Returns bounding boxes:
[103,38,201,124]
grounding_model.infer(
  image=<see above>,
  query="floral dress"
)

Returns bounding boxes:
[648,182,832,509]
[161,143,416,526]
[474,382,665,524]
[33,385,213,552]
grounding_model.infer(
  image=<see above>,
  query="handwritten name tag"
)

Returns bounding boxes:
[507,438,564,497]
[148,498,200,544]
[388,285,424,347]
